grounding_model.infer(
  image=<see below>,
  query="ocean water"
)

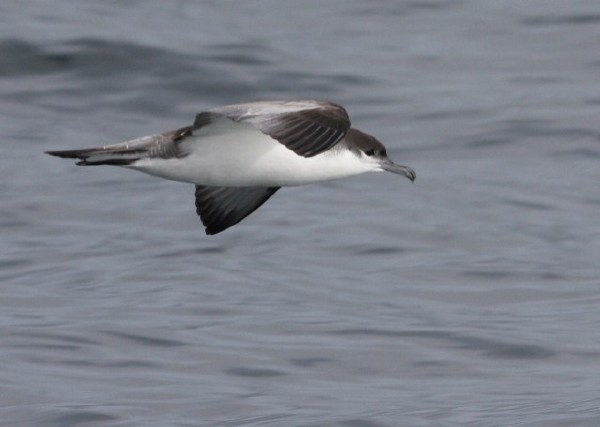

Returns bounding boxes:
[2,1,600,426]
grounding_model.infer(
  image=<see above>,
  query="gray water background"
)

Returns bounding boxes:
[2,1,600,426]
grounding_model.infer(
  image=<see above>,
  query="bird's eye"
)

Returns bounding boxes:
[364,149,375,156]
[380,149,386,156]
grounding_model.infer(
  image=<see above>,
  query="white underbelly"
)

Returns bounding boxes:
[130,127,369,187]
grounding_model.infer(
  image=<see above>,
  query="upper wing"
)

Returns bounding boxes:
[195,100,351,158]
[47,101,350,164]
[194,185,280,235]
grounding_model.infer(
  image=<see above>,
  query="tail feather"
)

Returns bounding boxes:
[45,148,144,166]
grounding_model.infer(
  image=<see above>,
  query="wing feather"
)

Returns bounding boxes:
[194,185,280,234]
[199,100,351,157]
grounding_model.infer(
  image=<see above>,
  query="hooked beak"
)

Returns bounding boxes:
[380,159,416,182]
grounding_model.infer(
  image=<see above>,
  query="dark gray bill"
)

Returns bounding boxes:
[381,160,416,182]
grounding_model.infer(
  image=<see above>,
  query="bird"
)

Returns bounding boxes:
[46,100,416,235]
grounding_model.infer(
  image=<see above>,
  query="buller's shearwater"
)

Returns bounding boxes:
[46,100,416,234]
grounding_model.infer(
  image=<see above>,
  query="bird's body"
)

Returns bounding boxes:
[47,100,415,234]
[132,119,371,187]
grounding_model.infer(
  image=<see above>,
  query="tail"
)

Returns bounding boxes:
[45,126,192,166]
[45,147,146,166]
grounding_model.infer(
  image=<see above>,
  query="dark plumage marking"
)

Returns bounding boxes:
[193,112,217,130]
[338,128,387,157]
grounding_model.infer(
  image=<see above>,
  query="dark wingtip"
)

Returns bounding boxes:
[204,227,219,235]
[45,150,69,158]
[46,149,136,166]
[45,149,88,159]
[46,150,91,165]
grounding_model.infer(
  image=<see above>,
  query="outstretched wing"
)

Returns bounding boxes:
[195,100,351,158]
[194,185,280,235]
[47,100,351,165]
